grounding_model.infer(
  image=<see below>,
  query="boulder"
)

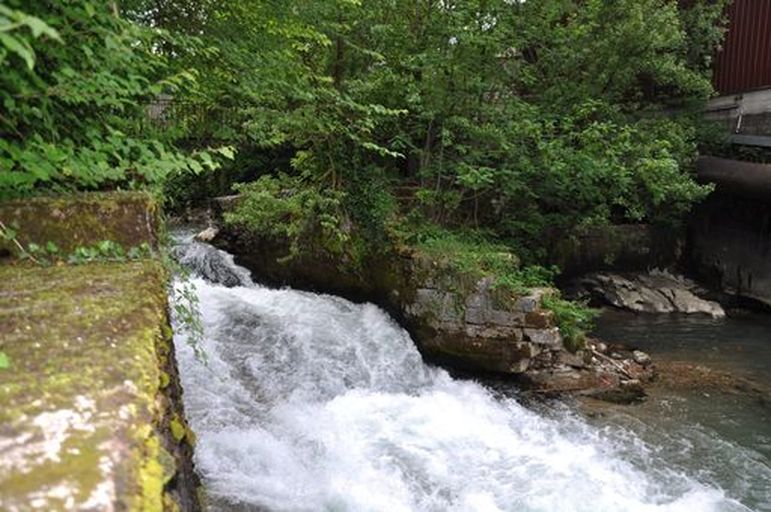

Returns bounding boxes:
[576,269,725,317]
[193,226,219,243]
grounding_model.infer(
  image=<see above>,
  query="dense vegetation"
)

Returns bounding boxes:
[146,0,727,254]
[0,1,232,198]
[1,1,730,340]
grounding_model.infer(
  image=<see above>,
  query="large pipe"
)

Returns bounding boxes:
[696,155,771,198]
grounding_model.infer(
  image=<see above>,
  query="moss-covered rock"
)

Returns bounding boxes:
[0,261,197,511]
[0,192,160,257]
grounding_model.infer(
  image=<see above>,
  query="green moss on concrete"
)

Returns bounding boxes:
[0,191,160,257]
[0,261,192,511]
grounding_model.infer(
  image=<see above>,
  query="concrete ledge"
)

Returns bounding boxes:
[0,262,197,510]
[0,192,160,256]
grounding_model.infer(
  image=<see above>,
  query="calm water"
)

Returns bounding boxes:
[594,309,771,384]
[172,234,770,511]
[590,310,771,511]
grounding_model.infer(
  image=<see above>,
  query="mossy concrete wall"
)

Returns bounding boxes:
[0,194,197,511]
[0,192,160,257]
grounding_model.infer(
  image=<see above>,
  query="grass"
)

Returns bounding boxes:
[407,222,597,351]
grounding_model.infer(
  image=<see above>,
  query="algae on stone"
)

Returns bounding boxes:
[0,192,160,257]
[0,261,192,511]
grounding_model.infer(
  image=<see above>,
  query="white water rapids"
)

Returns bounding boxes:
[171,235,757,512]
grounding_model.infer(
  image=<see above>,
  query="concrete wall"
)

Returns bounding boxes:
[706,87,771,140]
[0,193,198,511]
[688,189,771,307]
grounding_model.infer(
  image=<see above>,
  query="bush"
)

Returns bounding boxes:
[225,175,349,262]
[0,1,229,199]
[542,294,599,352]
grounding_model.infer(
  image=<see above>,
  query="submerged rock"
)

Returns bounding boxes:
[576,269,725,317]
[173,238,252,288]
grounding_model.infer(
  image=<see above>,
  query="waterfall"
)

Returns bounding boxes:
[171,234,753,512]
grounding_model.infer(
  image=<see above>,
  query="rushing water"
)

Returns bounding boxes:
[172,234,768,512]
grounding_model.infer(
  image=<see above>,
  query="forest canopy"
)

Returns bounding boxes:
[1,0,729,255]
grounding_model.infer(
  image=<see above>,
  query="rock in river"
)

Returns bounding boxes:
[576,269,725,317]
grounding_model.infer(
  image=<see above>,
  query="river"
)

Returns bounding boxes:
[171,234,770,511]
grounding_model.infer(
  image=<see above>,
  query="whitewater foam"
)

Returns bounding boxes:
[171,238,754,512]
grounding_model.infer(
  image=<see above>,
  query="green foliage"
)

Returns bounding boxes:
[68,240,153,264]
[408,224,550,292]
[225,174,351,262]
[155,223,206,362]
[344,168,399,245]
[145,0,728,248]
[18,239,152,266]
[170,274,205,361]
[411,225,519,276]
[0,351,9,370]
[0,4,61,68]
[542,294,599,352]
[0,1,231,199]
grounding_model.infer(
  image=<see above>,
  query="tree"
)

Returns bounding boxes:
[0,1,228,199]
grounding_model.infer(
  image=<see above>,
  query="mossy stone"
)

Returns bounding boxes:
[0,261,183,511]
[0,191,160,257]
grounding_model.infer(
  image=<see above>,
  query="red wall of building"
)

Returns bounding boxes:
[714,0,771,95]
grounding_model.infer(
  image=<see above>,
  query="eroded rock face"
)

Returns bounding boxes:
[404,271,562,374]
[576,269,725,317]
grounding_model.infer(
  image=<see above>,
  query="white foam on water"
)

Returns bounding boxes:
[171,241,755,512]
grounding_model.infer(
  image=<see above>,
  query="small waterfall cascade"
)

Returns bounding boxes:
[171,233,755,512]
